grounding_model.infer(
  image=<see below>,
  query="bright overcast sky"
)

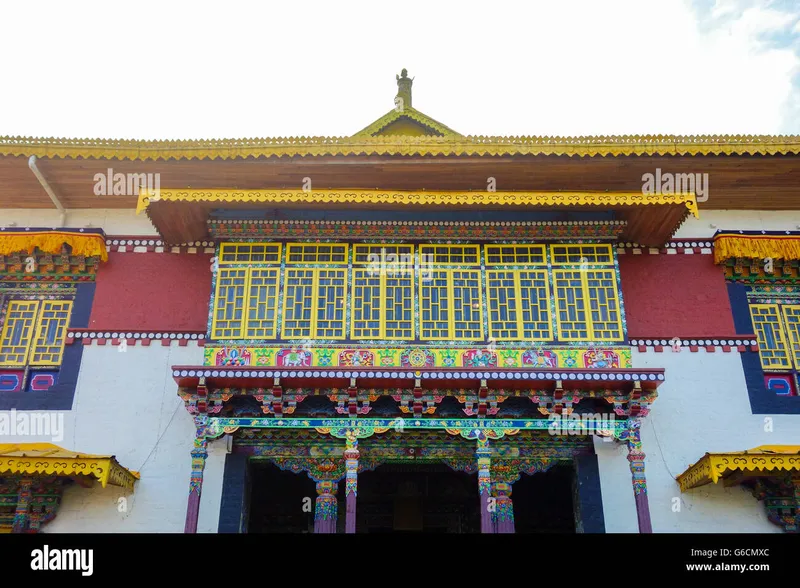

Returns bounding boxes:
[0,0,798,139]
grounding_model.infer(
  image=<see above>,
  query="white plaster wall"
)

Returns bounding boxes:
[0,342,226,533]
[598,349,798,533]
[0,208,157,235]
[675,210,800,239]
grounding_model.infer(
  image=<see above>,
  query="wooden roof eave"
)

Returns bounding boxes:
[139,189,698,247]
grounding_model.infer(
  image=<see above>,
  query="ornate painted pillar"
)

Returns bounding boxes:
[626,418,653,533]
[314,480,338,533]
[185,435,208,533]
[493,481,515,533]
[12,479,33,533]
[477,437,494,533]
[344,433,359,533]
[184,412,227,534]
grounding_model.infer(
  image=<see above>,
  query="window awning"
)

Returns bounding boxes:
[0,228,108,262]
[677,445,800,491]
[0,443,139,490]
[136,188,698,247]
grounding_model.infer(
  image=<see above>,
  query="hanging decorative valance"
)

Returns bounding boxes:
[0,228,108,262]
[714,231,800,265]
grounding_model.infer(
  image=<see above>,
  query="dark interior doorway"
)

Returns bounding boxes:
[357,463,480,533]
[247,461,320,533]
[512,463,576,533]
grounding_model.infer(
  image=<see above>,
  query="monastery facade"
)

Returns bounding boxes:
[0,71,798,533]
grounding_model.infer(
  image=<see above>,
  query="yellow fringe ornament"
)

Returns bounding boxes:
[0,231,108,262]
[714,234,800,265]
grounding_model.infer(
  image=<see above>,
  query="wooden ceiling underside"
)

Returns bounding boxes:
[1,153,799,210]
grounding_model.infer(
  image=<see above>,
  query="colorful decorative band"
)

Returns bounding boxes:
[204,346,632,370]
[207,219,628,242]
[105,237,215,253]
[66,329,206,346]
[208,417,630,433]
[172,365,666,383]
[630,337,758,352]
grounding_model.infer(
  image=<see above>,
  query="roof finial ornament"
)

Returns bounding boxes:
[395,68,413,111]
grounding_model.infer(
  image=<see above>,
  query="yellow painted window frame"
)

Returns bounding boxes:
[0,299,73,367]
[781,304,800,370]
[243,268,281,339]
[30,300,74,366]
[218,242,283,265]
[0,300,40,366]
[552,268,624,342]
[418,244,481,266]
[419,267,484,341]
[210,267,250,340]
[749,303,792,370]
[285,242,349,265]
[549,244,614,266]
[485,269,552,341]
[484,244,547,267]
[351,244,415,341]
[282,267,348,340]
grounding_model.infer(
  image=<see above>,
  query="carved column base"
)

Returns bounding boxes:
[494,482,515,533]
[314,480,338,534]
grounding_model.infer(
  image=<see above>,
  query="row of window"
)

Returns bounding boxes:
[0,300,73,366]
[210,242,624,342]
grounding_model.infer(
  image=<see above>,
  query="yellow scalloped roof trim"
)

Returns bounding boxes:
[676,445,800,491]
[2,135,799,160]
[137,188,699,217]
[0,443,140,490]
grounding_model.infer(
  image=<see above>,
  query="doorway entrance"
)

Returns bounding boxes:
[357,463,480,533]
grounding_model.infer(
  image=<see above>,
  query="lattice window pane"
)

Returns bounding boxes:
[418,245,480,265]
[485,245,546,266]
[750,304,791,369]
[29,301,73,365]
[286,244,348,264]
[452,270,483,339]
[585,270,623,341]
[353,244,414,266]
[283,269,315,338]
[421,270,450,339]
[519,270,551,340]
[211,268,248,339]
[315,270,346,338]
[487,271,519,339]
[352,268,382,339]
[550,244,613,265]
[219,243,281,264]
[0,300,39,365]
[245,269,279,339]
[352,244,414,340]
[553,270,589,340]
[385,275,413,339]
[782,305,800,370]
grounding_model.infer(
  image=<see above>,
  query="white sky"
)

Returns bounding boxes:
[0,0,798,139]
